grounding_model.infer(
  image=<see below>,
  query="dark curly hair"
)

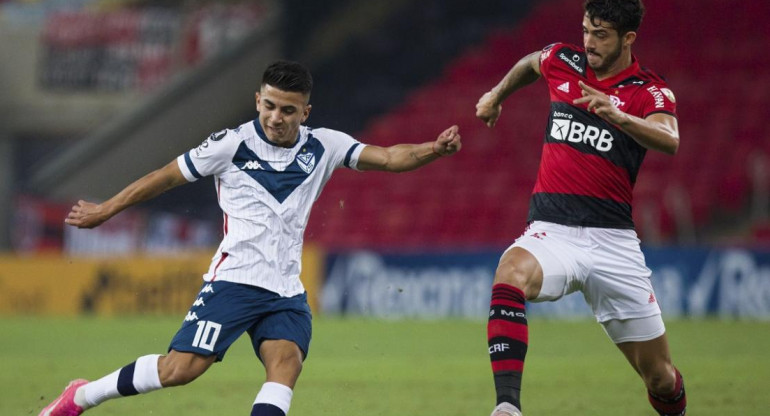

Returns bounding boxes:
[261,60,313,95]
[583,0,645,35]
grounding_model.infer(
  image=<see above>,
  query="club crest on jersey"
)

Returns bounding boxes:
[609,95,625,108]
[296,151,316,174]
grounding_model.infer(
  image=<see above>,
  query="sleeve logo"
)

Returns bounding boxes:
[646,85,666,108]
[661,88,676,103]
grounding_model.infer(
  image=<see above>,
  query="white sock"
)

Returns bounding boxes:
[81,354,163,408]
[254,382,293,415]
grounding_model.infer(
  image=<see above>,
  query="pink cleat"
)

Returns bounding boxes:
[39,379,89,416]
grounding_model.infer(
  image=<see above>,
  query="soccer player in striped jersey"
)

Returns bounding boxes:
[475,1,686,416]
[40,60,461,416]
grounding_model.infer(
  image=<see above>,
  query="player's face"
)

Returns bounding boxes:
[255,84,311,147]
[582,14,634,74]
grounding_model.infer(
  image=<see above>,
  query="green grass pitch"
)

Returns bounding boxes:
[2,317,768,415]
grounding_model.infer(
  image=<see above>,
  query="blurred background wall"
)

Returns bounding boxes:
[0,0,768,318]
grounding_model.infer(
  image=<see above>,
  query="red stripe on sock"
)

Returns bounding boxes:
[488,321,528,343]
[491,359,525,372]
[491,284,526,308]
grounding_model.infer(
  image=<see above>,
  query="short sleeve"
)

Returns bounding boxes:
[311,128,366,170]
[176,129,240,182]
[538,42,562,80]
[640,83,677,118]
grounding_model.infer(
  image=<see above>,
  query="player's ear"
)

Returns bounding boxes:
[302,104,312,123]
[623,31,637,48]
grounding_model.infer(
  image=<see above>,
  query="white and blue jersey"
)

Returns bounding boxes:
[176,119,365,297]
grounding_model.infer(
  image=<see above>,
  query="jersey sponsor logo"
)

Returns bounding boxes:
[241,160,263,170]
[646,85,666,108]
[184,311,199,321]
[557,81,570,93]
[558,52,585,75]
[296,150,316,174]
[489,342,510,354]
[661,88,676,103]
[550,118,614,152]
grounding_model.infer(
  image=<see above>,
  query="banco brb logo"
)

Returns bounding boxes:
[550,119,614,152]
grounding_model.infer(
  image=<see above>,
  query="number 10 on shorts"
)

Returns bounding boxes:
[192,320,222,351]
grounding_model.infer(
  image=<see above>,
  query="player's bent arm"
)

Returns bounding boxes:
[65,160,188,229]
[356,125,461,172]
[477,50,541,127]
[487,50,542,104]
[617,112,679,155]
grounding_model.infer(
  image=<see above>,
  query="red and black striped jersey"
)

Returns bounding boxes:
[528,42,677,229]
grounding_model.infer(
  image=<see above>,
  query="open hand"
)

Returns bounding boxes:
[572,81,626,124]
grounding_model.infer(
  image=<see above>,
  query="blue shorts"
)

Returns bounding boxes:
[169,281,312,362]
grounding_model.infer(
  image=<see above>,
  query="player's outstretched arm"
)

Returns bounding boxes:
[65,160,188,229]
[573,81,679,155]
[356,125,461,172]
[476,50,542,128]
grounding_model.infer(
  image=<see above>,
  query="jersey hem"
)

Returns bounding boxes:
[527,215,635,230]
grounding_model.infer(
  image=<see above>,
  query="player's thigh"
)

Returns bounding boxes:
[605,316,675,391]
[586,228,660,322]
[250,292,312,365]
[169,281,273,362]
[494,246,543,299]
[158,350,217,386]
[499,222,588,301]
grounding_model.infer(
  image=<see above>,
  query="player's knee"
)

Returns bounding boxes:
[157,354,209,387]
[644,367,677,396]
[266,351,303,375]
[494,260,536,298]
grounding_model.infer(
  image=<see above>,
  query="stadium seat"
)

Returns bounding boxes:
[306,0,770,248]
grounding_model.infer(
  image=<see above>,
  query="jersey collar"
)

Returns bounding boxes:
[252,118,302,149]
[587,54,641,87]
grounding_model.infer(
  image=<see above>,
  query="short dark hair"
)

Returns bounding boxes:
[261,60,313,95]
[583,0,645,35]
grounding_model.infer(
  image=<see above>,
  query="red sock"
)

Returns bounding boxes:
[488,283,528,410]
[648,368,687,416]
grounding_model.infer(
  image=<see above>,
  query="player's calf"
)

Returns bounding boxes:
[488,283,528,411]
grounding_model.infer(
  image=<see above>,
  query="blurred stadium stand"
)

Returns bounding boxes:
[309,0,770,249]
[1,0,768,254]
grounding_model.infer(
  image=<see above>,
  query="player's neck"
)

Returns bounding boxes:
[594,52,633,81]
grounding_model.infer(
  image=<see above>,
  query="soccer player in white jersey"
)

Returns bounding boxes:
[39,60,461,416]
